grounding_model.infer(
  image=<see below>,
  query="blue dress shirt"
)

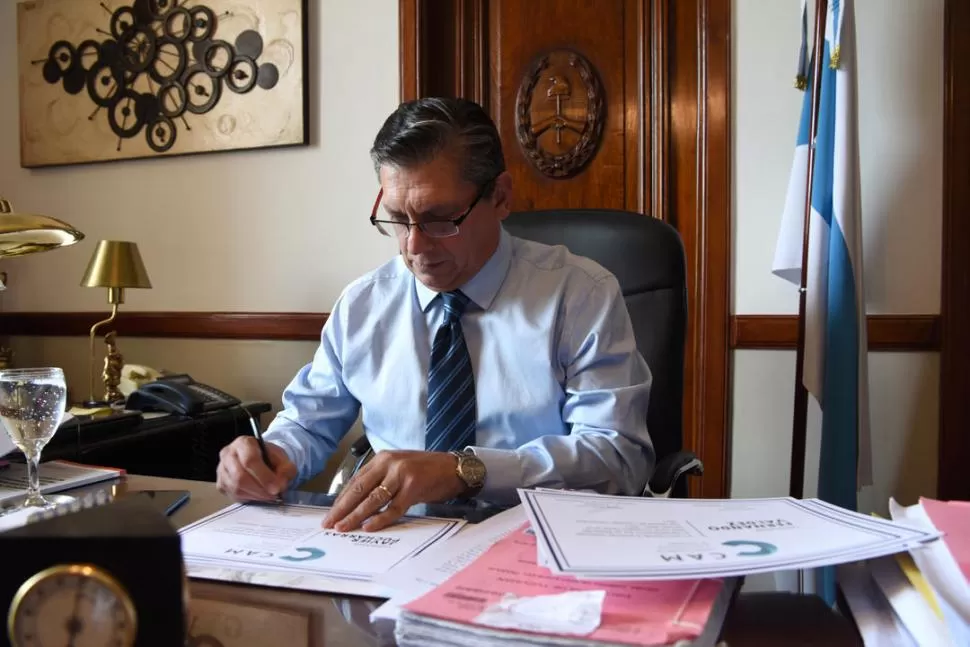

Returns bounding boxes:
[263,227,655,504]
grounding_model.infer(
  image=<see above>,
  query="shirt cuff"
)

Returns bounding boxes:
[467,446,524,504]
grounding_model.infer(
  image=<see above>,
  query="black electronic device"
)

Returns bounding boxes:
[125,374,240,416]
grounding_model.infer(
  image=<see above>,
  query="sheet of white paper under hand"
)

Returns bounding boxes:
[473,590,605,637]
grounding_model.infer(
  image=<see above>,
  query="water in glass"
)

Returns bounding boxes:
[0,367,69,513]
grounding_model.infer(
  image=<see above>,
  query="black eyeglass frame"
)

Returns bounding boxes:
[369,176,499,239]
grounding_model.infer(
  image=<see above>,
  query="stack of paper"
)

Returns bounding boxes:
[518,489,941,581]
[395,525,738,647]
[855,497,970,646]
[178,502,464,597]
[372,505,531,623]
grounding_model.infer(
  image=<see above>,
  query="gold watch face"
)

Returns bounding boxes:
[8,564,137,647]
[458,454,487,488]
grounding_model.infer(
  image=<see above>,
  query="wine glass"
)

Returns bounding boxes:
[0,367,71,514]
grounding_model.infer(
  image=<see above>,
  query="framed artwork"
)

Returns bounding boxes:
[16,0,309,168]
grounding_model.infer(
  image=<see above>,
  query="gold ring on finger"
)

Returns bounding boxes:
[375,484,393,504]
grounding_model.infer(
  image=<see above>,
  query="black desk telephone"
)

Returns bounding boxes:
[125,374,240,416]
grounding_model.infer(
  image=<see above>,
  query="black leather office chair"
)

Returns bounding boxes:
[503,209,701,498]
[328,209,702,498]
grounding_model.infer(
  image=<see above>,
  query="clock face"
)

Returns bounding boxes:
[7,564,137,647]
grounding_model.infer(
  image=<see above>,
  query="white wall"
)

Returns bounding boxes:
[732,0,943,512]
[0,0,400,313]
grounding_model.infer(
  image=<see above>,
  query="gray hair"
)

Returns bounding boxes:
[369,97,506,194]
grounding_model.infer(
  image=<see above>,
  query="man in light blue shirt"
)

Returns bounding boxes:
[216,97,654,531]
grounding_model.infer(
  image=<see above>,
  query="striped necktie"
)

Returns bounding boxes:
[425,290,476,452]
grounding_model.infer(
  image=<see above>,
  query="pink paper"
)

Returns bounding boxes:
[403,525,726,646]
[921,497,970,583]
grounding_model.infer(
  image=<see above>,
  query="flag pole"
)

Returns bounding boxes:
[790,0,828,501]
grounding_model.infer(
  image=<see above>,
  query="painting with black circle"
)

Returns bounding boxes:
[16,0,308,168]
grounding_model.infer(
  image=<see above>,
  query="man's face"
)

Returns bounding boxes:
[377,154,510,292]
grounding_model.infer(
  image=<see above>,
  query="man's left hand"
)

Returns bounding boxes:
[322,450,465,532]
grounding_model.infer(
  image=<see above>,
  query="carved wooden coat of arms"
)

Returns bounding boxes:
[515,49,605,179]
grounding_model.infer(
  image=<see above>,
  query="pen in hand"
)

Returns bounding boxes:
[244,410,281,501]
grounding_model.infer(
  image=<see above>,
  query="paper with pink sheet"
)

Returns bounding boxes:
[920,498,970,584]
[396,525,735,647]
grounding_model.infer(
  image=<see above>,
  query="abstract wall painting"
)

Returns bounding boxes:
[16,0,308,167]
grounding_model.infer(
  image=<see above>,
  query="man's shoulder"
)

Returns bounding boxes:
[336,255,411,307]
[508,234,616,288]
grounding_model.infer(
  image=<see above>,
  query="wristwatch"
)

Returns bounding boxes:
[450,449,486,498]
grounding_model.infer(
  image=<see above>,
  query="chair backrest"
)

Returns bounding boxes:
[503,209,688,496]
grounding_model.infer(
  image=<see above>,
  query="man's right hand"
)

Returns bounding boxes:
[216,437,297,502]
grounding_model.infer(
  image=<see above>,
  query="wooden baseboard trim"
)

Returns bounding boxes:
[0,312,329,341]
[731,314,941,351]
[0,312,941,351]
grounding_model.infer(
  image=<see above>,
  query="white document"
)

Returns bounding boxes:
[371,505,527,621]
[0,461,122,507]
[518,489,940,580]
[838,560,919,647]
[868,555,954,646]
[180,502,464,594]
[890,498,970,644]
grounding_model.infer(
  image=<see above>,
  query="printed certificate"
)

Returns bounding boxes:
[179,503,464,584]
[518,489,940,580]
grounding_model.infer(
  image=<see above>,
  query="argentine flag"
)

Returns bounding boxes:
[773,0,872,512]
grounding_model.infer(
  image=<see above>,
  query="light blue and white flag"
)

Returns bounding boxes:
[773,0,872,510]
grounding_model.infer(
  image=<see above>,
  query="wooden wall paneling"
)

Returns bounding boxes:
[0,312,327,342]
[0,312,942,352]
[399,0,487,103]
[624,0,651,214]
[649,0,669,221]
[399,0,419,101]
[487,0,631,211]
[667,0,732,498]
[938,0,970,501]
[731,315,942,351]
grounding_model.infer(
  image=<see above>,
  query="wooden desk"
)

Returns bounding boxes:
[96,475,862,647]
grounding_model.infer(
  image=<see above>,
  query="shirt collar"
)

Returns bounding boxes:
[415,228,512,312]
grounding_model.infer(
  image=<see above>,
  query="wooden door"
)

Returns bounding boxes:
[400,0,731,499]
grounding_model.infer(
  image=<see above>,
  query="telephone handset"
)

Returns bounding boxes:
[125,374,240,416]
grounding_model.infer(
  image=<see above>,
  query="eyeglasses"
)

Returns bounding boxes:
[369,178,495,239]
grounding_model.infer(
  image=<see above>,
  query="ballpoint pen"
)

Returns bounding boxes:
[242,408,282,503]
[243,407,273,470]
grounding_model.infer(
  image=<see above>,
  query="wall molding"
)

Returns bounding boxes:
[731,315,941,351]
[0,312,328,341]
[1,312,940,351]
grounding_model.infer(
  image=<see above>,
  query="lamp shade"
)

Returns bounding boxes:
[80,240,152,289]
[0,197,84,257]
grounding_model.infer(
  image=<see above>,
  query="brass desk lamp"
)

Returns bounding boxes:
[80,241,151,405]
[0,197,84,368]
[0,198,84,257]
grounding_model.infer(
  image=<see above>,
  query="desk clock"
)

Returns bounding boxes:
[0,497,185,647]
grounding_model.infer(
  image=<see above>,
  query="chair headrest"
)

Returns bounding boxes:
[504,209,686,294]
